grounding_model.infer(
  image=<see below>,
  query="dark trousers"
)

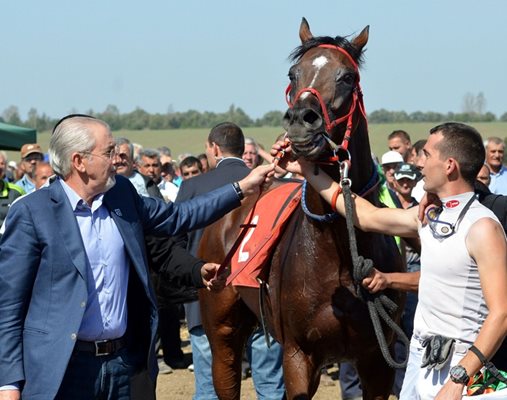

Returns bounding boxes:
[55,347,145,400]
[158,304,184,363]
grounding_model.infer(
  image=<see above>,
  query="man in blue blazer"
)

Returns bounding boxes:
[0,115,273,400]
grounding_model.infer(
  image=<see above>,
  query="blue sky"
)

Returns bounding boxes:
[2,0,507,120]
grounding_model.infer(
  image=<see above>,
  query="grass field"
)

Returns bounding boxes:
[6,122,507,164]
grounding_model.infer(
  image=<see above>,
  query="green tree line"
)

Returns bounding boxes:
[2,104,507,132]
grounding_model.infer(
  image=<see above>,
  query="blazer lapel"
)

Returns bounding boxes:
[49,181,89,280]
[103,195,150,290]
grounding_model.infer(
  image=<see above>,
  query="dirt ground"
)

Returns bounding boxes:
[155,326,397,400]
[155,325,343,400]
[156,364,341,400]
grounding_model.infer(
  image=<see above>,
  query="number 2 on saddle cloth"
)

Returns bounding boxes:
[226,181,303,287]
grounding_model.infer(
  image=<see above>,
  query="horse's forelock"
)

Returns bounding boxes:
[289,35,365,67]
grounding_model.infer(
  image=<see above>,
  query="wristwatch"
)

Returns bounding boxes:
[449,365,470,385]
[232,181,244,201]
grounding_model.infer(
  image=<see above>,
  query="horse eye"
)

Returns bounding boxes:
[343,74,356,85]
[337,73,355,85]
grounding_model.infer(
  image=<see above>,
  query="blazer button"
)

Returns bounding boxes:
[80,301,86,308]
[70,333,77,340]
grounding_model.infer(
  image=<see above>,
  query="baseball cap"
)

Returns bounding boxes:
[381,150,404,165]
[394,163,420,181]
[21,143,43,159]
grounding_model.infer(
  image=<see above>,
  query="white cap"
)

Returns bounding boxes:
[381,150,404,165]
[8,160,17,169]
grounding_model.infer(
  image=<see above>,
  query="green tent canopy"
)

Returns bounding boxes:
[0,122,37,150]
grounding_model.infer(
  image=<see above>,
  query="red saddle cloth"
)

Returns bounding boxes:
[228,181,302,287]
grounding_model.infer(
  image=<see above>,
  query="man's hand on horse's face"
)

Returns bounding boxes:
[270,140,311,176]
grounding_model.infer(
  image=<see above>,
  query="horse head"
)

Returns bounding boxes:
[283,18,369,174]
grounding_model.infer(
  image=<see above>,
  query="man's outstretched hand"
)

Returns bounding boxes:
[238,164,275,197]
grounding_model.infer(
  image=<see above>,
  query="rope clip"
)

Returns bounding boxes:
[340,159,352,187]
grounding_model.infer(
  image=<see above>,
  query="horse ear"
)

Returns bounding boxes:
[351,25,369,51]
[299,17,314,43]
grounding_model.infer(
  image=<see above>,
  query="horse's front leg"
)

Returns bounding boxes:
[282,342,320,400]
[356,348,395,400]
[200,285,257,400]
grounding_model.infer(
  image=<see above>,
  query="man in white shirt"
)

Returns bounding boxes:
[276,122,507,400]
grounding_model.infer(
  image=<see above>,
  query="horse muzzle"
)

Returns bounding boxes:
[283,107,328,160]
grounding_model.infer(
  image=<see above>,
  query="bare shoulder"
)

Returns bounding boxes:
[467,217,507,263]
[469,217,505,241]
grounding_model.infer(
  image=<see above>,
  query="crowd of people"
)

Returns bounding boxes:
[1,118,507,400]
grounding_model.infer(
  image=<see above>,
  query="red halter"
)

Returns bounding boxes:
[285,44,367,153]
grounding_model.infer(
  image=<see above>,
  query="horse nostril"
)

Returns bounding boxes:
[282,109,293,130]
[283,109,294,122]
[301,109,322,130]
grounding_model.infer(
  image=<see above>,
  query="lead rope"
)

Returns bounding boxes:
[341,178,410,369]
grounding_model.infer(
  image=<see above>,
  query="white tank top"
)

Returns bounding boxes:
[414,192,500,344]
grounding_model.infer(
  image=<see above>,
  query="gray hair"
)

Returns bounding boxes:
[115,137,134,160]
[158,146,172,157]
[0,151,7,163]
[244,137,259,152]
[49,116,109,178]
[485,136,505,149]
[136,148,160,165]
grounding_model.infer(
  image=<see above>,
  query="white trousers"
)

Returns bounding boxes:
[399,336,468,400]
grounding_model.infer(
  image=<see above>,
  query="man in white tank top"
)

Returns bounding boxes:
[276,122,507,400]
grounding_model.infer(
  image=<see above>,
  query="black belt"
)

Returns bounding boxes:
[74,337,126,356]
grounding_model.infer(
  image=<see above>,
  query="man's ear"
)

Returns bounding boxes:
[72,152,87,173]
[446,158,459,177]
[212,142,221,159]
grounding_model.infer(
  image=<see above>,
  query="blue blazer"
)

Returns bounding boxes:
[0,175,240,399]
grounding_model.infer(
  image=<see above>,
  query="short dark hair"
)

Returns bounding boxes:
[180,156,202,172]
[388,129,411,143]
[413,139,427,155]
[208,122,245,157]
[429,122,485,186]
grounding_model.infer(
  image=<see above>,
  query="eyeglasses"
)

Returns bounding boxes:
[81,149,116,161]
[426,207,455,238]
[425,195,476,239]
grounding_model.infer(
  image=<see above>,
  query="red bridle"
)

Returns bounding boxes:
[285,44,367,154]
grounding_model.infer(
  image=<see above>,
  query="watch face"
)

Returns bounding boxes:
[450,365,469,384]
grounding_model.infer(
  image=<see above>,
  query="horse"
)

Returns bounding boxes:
[198,18,406,400]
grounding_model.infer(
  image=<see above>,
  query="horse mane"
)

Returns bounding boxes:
[289,35,365,67]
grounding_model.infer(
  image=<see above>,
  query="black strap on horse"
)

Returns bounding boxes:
[341,180,410,369]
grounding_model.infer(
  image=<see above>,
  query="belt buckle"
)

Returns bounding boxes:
[94,340,111,356]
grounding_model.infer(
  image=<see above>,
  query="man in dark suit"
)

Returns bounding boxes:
[0,115,273,400]
[175,122,285,400]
